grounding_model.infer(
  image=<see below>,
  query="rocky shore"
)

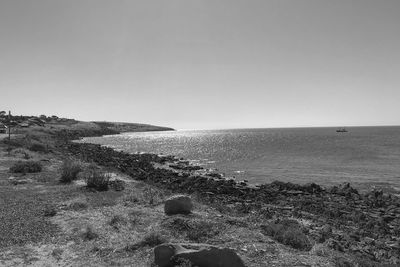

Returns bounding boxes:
[65,141,400,265]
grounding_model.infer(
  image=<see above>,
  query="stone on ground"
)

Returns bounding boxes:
[154,243,246,267]
[164,195,193,215]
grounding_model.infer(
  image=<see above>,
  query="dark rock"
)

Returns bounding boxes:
[164,195,193,215]
[154,243,246,267]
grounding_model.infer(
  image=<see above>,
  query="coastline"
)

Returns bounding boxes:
[68,132,400,265]
[1,119,399,266]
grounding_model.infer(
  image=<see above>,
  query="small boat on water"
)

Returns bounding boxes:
[336,127,348,133]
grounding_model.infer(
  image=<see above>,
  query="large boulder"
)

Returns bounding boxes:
[154,243,246,267]
[164,195,193,215]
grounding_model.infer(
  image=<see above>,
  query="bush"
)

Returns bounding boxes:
[83,166,110,191]
[82,226,98,240]
[109,215,127,229]
[29,143,47,153]
[60,160,82,183]
[10,161,42,173]
[261,219,312,250]
[140,232,168,247]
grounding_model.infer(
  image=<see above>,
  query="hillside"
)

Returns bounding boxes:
[93,121,174,133]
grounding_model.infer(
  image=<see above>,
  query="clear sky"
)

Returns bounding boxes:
[1,0,399,130]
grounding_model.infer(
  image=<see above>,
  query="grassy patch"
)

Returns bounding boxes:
[261,219,312,251]
[60,160,82,183]
[10,160,42,173]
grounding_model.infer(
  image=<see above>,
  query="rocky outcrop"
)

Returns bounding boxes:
[164,195,193,215]
[154,243,246,267]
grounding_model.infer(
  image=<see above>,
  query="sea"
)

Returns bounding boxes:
[80,126,400,193]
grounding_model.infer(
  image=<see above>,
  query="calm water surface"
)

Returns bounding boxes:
[81,127,400,191]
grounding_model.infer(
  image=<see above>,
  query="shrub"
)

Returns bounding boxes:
[83,166,110,191]
[261,219,312,250]
[29,143,47,153]
[68,201,88,211]
[51,248,63,260]
[109,215,127,229]
[140,232,168,247]
[10,161,42,173]
[60,160,82,183]
[82,226,98,240]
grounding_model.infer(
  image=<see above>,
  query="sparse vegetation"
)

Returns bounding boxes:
[60,160,82,183]
[10,160,42,173]
[261,219,312,251]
